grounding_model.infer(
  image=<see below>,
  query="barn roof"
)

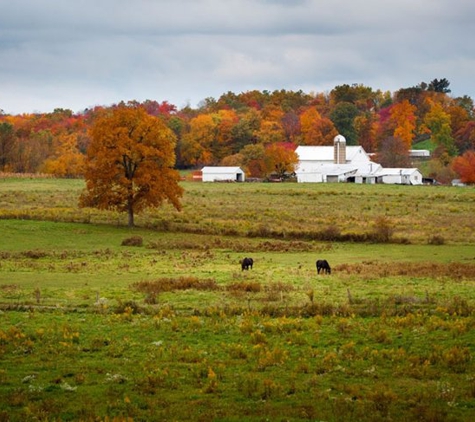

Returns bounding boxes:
[201,166,244,174]
[375,168,421,176]
[295,145,369,162]
[308,164,359,176]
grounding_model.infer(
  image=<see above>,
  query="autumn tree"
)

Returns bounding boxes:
[454,121,475,153]
[179,114,216,166]
[281,111,301,143]
[300,107,337,145]
[263,143,298,179]
[389,100,417,149]
[213,109,239,159]
[423,100,457,156]
[255,106,285,144]
[240,144,267,178]
[452,150,475,184]
[376,136,411,168]
[230,109,260,151]
[354,113,378,152]
[0,122,16,171]
[79,105,183,227]
[42,133,85,177]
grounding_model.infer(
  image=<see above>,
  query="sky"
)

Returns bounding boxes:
[1,0,474,115]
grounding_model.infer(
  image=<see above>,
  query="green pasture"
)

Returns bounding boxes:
[0,178,475,421]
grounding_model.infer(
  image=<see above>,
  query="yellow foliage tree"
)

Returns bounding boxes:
[255,107,285,144]
[79,105,183,227]
[42,133,85,177]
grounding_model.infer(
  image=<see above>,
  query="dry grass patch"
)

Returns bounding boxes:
[335,261,475,279]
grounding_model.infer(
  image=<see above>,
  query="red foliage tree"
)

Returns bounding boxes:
[452,150,475,184]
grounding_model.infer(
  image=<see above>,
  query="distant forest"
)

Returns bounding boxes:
[1,78,474,183]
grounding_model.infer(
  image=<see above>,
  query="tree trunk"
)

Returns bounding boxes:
[127,189,135,227]
[128,207,134,228]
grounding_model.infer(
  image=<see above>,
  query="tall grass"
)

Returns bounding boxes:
[1,178,475,244]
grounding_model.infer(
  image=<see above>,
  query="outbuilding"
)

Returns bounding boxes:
[201,166,245,182]
[375,168,423,185]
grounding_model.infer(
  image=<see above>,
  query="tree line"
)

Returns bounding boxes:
[1,78,475,183]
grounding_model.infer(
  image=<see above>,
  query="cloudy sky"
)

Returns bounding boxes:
[1,0,474,114]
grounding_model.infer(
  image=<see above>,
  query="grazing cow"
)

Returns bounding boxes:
[241,257,254,271]
[316,259,331,274]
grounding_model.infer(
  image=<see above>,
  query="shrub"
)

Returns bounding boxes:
[227,281,261,293]
[371,216,394,243]
[319,224,341,241]
[22,250,47,259]
[428,235,445,245]
[121,236,143,247]
[114,300,142,314]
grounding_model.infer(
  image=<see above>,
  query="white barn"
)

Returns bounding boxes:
[295,135,379,183]
[201,166,245,182]
[295,135,423,185]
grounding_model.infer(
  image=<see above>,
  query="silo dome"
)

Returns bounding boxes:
[334,134,346,144]
[333,134,347,164]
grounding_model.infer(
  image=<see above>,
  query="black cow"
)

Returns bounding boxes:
[241,257,254,271]
[316,259,331,274]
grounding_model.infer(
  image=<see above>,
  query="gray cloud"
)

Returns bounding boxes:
[1,0,474,113]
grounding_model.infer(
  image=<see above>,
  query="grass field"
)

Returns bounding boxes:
[0,178,474,421]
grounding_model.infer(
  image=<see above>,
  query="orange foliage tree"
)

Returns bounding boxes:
[299,108,337,145]
[79,105,183,227]
[264,143,298,179]
[354,113,378,152]
[452,150,475,184]
[390,100,417,149]
[179,114,215,166]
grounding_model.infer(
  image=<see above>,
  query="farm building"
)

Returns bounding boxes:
[409,149,430,158]
[201,166,245,182]
[295,135,423,185]
[374,168,423,185]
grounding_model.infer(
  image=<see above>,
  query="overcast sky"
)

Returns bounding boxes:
[1,0,474,114]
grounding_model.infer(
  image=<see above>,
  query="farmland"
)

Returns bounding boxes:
[0,178,475,421]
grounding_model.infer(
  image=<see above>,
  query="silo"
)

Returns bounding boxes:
[334,134,346,164]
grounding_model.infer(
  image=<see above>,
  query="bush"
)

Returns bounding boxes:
[114,300,142,314]
[428,235,445,245]
[319,224,341,241]
[371,216,394,243]
[121,236,143,247]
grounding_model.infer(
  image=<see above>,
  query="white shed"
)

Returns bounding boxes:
[201,166,245,182]
[409,149,430,158]
[375,168,423,185]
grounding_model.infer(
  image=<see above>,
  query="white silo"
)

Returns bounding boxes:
[334,134,346,164]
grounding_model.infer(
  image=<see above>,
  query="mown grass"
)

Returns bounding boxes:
[0,178,474,421]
